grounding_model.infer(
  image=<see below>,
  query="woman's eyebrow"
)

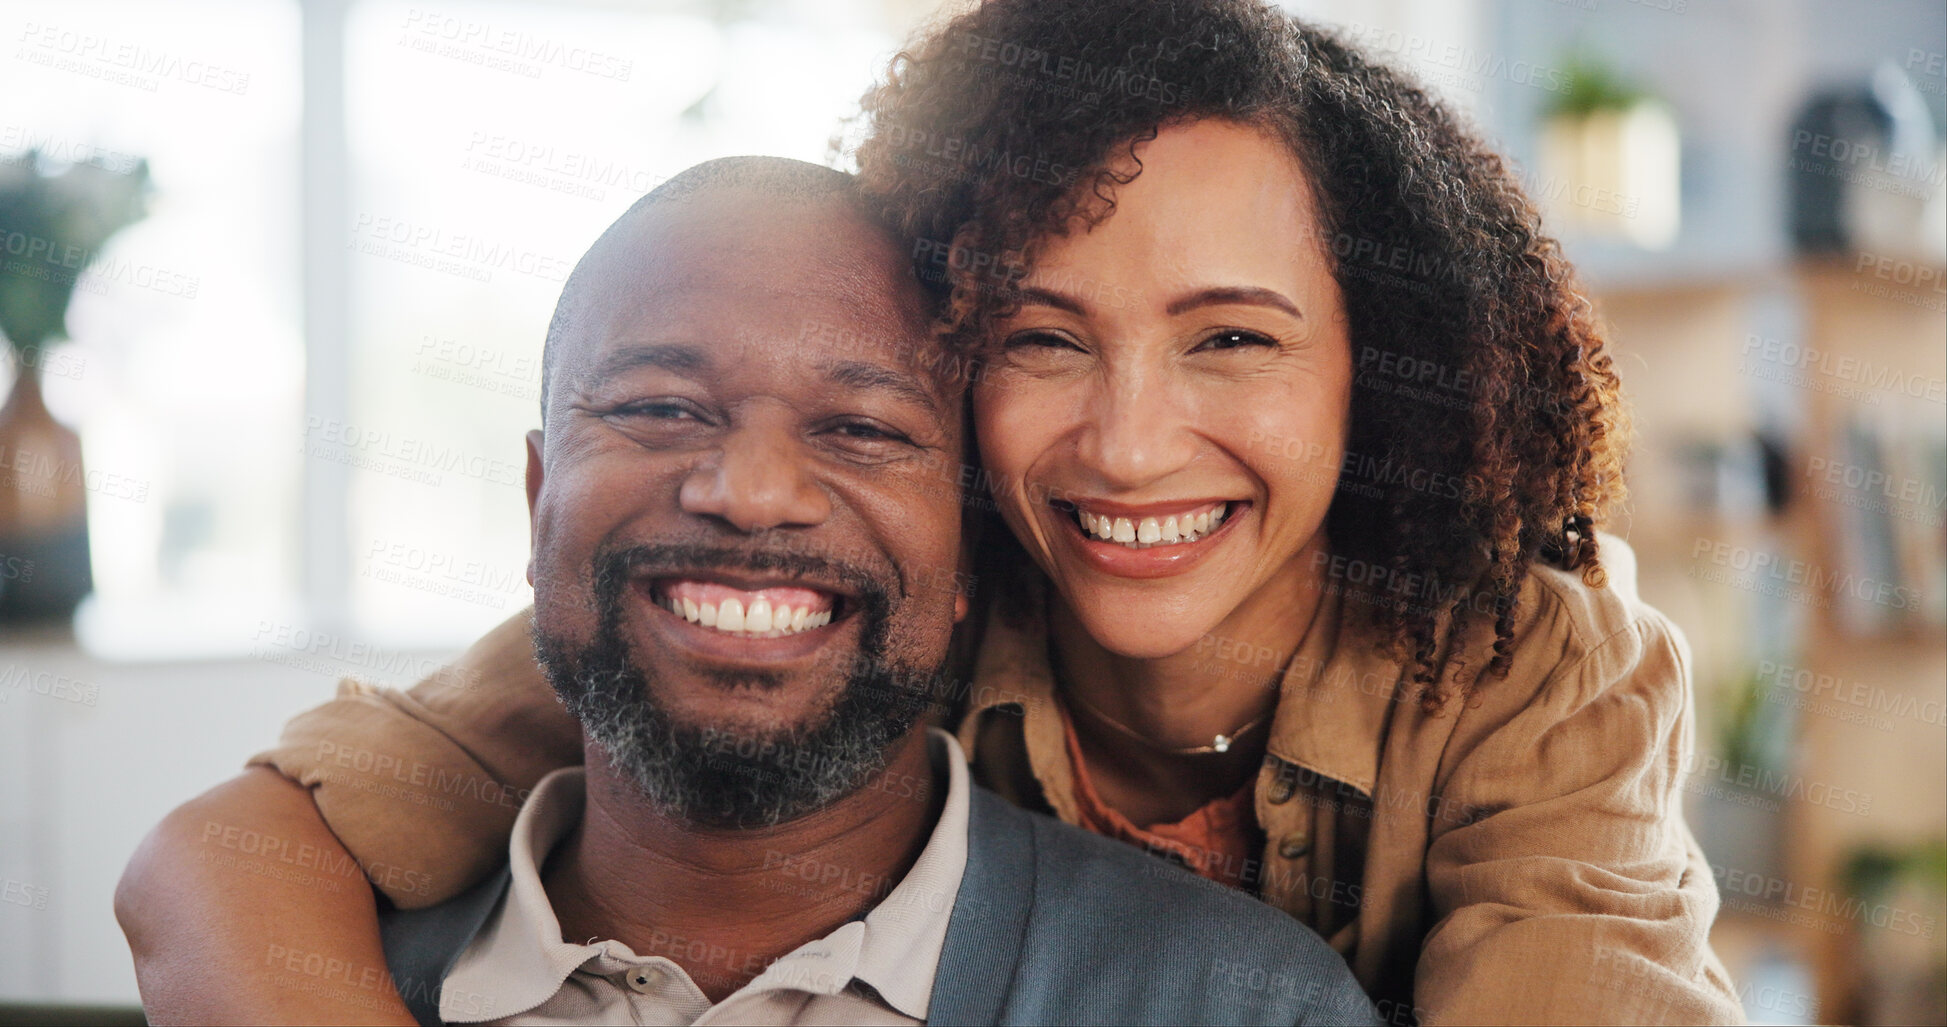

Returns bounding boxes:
[1165,286,1303,318]
[1018,286,1089,316]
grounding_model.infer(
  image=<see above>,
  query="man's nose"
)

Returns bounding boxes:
[678,418,832,533]
[1074,368,1199,490]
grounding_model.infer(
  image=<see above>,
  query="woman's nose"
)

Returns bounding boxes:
[1074,370,1200,490]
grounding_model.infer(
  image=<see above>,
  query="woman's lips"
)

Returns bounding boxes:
[1053,499,1248,579]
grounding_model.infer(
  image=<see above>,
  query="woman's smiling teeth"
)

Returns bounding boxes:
[1075,502,1229,549]
[656,580,835,637]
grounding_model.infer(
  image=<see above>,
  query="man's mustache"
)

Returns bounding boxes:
[589,541,898,616]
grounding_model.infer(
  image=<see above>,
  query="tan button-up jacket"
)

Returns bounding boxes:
[255,535,1742,1025]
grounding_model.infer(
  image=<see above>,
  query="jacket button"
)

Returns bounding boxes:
[1267,770,1297,804]
[1279,831,1311,860]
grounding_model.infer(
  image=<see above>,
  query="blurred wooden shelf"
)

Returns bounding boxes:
[1594,250,1946,1025]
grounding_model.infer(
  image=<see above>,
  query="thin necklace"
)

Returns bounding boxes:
[1061,685,1272,755]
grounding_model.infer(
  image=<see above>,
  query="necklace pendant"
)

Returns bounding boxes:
[1212,734,1232,753]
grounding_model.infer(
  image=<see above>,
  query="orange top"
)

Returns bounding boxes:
[1057,702,1265,892]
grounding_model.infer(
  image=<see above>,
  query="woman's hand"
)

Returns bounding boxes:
[116,767,418,1026]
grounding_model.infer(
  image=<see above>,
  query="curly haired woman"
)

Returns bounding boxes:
[119,1,1742,1023]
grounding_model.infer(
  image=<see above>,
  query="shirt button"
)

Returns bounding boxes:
[1278,830,1311,859]
[625,966,665,994]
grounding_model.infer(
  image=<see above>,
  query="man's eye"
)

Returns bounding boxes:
[1195,329,1278,352]
[829,420,910,444]
[614,400,698,420]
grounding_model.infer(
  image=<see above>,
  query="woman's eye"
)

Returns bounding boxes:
[1196,329,1278,352]
[1003,330,1084,352]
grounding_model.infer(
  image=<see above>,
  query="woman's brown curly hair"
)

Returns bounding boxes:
[852,0,1630,709]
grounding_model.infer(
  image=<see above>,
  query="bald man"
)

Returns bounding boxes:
[119,159,1378,1027]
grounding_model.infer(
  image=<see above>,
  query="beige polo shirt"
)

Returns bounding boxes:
[436,728,971,1026]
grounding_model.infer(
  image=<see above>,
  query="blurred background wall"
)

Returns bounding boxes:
[0,0,1941,1021]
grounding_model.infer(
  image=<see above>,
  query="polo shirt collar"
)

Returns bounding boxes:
[440,729,971,1022]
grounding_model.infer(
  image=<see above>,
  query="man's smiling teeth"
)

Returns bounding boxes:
[663,594,832,636]
[1077,502,1229,549]
[657,581,834,637]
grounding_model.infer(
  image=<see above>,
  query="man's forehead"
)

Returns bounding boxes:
[593,197,916,321]
[578,277,931,371]
[569,198,938,365]
[621,190,898,282]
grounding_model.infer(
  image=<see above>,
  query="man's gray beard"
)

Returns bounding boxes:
[532,543,937,830]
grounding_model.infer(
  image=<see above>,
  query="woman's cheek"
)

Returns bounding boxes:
[972,380,1048,534]
[1222,391,1344,512]
[974,376,1054,479]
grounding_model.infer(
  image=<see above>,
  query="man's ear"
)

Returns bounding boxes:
[525,429,545,587]
[952,402,979,626]
[952,509,976,625]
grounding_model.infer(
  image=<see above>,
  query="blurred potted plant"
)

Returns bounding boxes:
[1840,839,1947,1025]
[0,150,148,623]
[1690,664,1792,885]
[1539,51,1681,249]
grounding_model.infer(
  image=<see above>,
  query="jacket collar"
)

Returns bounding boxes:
[958,579,1390,802]
[1263,582,1391,798]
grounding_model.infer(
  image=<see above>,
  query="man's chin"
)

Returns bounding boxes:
[658,700,849,758]
[648,674,848,737]
[540,642,900,828]
[602,713,895,830]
